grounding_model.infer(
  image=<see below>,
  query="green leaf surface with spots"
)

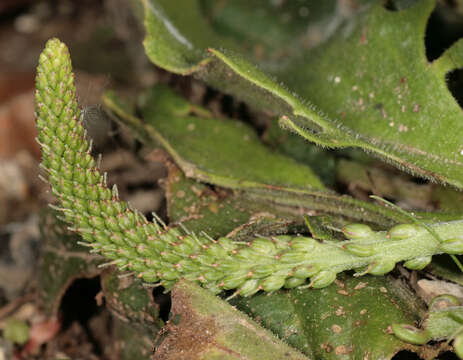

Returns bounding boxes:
[139,0,463,188]
[231,274,435,359]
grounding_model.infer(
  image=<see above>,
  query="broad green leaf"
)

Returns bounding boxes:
[38,210,102,315]
[232,274,434,359]
[113,318,155,360]
[140,0,463,188]
[263,119,337,186]
[103,86,412,227]
[154,280,309,360]
[137,84,325,191]
[100,270,162,360]
[101,270,162,331]
[164,162,303,239]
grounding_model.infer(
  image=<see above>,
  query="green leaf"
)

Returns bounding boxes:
[103,86,411,227]
[113,318,155,360]
[101,269,162,331]
[165,162,303,239]
[140,0,463,188]
[155,280,309,359]
[232,274,431,359]
[38,210,102,315]
[137,84,325,192]
[263,119,337,187]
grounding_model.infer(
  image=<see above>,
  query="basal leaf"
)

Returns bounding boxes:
[103,86,412,226]
[164,162,302,239]
[155,280,309,359]
[38,210,102,315]
[232,274,433,359]
[140,0,463,188]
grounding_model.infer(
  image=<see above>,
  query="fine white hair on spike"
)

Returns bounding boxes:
[38,174,49,184]
[98,259,123,268]
[96,153,102,169]
[201,231,216,243]
[77,241,95,248]
[55,215,68,223]
[48,203,74,215]
[35,137,51,151]
[142,282,164,288]
[117,272,135,279]
[225,291,239,302]
[179,222,192,235]
[112,184,119,199]
[38,163,52,174]
[152,212,168,230]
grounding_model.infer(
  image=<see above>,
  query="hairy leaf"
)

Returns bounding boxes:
[140,0,463,188]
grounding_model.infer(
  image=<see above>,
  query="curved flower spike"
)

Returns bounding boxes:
[35,38,463,296]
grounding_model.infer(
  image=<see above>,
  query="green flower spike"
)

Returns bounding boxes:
[35,38,463,296]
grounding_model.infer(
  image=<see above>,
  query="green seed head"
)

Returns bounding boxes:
[35,38,463,298]
[252,264,277,278]
[222,270,249,290]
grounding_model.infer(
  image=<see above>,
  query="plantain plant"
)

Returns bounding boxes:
[35,1,463,358]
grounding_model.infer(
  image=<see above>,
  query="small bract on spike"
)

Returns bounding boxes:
[403,256,431,270]
[98,259,123,268]
[440,238,463,254]
[343,243,376,257]
[309,271,336,289]
[388,224,422,240]
[368,260,395,275]
[342,224,373,239]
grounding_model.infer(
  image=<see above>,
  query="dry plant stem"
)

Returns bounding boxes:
[35,38,463,297]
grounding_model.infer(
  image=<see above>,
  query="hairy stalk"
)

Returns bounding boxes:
[35,38,463,297]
